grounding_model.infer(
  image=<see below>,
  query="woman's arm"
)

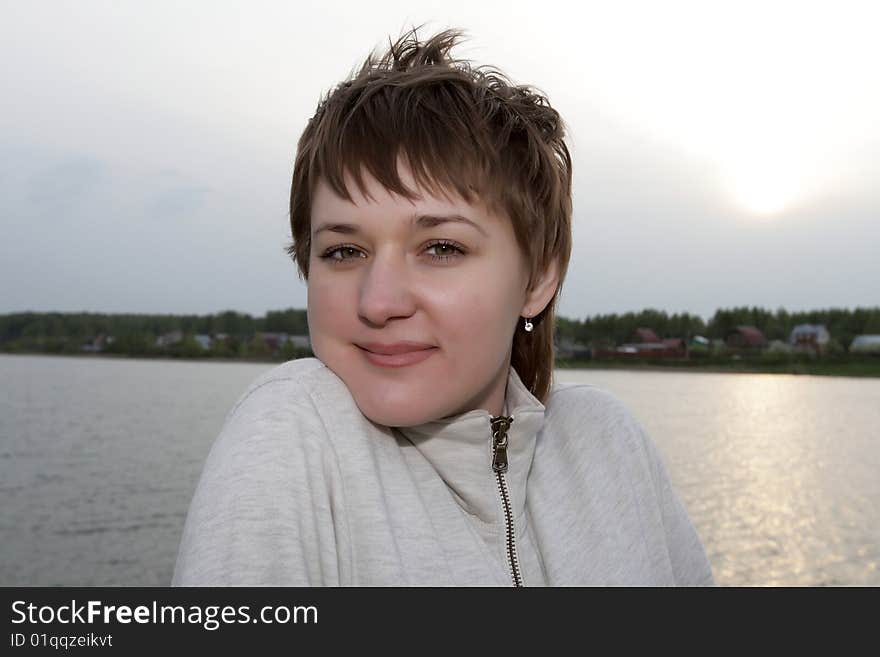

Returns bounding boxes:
[172,376,349,586]
[642,433,716,586]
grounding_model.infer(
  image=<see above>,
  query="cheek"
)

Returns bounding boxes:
[424,272,520,349]
[307,273,354,334]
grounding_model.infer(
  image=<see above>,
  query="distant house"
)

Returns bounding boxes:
[194,334,213,350]
[687,335,711,356]
[850,335,880,355]
[81,333,110,353]
[257,332,289,352]
[725,326,767,350]
[555,336,590,359]
[589,339,617,359]
[634,328,661,343]
[614,342,650,357]
[255,332,312,355]
[212,332,233,346]
[288,334,312,350]
[767,339,794,354]
[156,330,183,347]
[790,324,830,353]
[613,328,686,359]
[662,338,685,354]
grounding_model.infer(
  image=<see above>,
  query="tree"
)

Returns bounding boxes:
[244,334,270,358]
[264,308,309,334]
[280,339,298,361]
[169,334,206,358]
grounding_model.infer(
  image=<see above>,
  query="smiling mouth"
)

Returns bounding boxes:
[355,344,438,368]
[355,341,437,355]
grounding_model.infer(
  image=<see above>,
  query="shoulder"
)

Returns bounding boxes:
[207,358,352,470]
[543,380,714,585]
[546,381,645,438]
[220,357,357,427]
[174,358,354,585]
[186,358,354,527]
[543,380,657,468]
[227,357,337,415]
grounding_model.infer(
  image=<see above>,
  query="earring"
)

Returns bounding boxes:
[524,316,534,332]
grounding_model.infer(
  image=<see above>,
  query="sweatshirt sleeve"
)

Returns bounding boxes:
[171,377,350,586]
[637,421,716,586]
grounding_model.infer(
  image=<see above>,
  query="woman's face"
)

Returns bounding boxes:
[307,161,539,427]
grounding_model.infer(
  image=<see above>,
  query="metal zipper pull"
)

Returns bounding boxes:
[489,413,523,586]
[490,415,513,473]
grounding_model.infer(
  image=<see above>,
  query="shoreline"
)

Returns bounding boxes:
[554,359,880,378]
[0,351,281,365]
[4,350,880,378]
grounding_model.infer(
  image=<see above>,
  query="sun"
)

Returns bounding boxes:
[724,151,802,217]
[730,170,794,216]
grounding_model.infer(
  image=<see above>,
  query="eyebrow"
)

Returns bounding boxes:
[313,214,489,238]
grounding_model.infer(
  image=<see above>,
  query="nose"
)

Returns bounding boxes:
[357,247,417,327]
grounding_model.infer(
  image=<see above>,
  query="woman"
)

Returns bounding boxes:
[172,28,714,586]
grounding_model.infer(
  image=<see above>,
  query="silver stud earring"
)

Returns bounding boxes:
[524,316,534,332]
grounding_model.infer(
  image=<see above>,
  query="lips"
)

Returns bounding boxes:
[355,342,438,368]
[356,341,436,355]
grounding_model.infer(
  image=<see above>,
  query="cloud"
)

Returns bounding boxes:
[23,157,107,215]
[145,184,209,218]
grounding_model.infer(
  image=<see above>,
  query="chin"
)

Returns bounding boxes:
[352,393,439,428]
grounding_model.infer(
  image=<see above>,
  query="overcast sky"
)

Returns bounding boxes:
[2,0,877,322]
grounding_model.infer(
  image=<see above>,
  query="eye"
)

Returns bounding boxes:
[318,240,467,266]
[424,240,466,263]
[319,244,366,263]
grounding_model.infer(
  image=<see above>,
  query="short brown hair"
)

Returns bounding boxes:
[286,27,572,403]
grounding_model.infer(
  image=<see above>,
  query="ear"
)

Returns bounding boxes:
[521,258,560,319]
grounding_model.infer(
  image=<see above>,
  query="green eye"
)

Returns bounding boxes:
[321,245,365,262]
[319,240,466,266]
[425,240,466,262]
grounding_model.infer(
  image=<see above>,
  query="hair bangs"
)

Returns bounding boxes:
[314,80,495,209]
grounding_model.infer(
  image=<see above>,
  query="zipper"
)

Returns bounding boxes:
[490,414,523,587]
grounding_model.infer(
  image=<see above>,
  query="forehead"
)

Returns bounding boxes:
[310,166,504,234]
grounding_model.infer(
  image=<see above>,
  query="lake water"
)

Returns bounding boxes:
[1,354,878,586]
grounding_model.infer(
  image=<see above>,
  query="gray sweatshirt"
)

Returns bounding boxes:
[172,357,714,586]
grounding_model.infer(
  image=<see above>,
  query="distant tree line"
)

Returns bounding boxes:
[2,306,879,357]
[0,308,308,340]
[0,309,309,359]
[557,306,880,351]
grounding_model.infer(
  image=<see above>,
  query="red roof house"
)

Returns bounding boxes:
[725,325,767,349]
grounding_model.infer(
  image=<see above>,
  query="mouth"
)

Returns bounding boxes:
[355,343,438,368]
[355,341,436,355]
